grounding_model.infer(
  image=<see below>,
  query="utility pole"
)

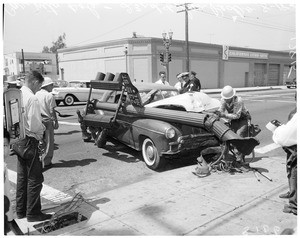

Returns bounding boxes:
[177,3,198,72]
[21,49,25,75]
[124,47,128,73]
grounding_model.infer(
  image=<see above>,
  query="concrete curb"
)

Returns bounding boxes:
[203,86,287,94]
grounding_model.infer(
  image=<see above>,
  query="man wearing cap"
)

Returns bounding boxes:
[36,77,59,170]
[216,85,251,169]
[180,72,199,94]
[190,71,201,91]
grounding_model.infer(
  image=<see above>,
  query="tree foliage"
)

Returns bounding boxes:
[42,33,66,53]
[42,46,50,53]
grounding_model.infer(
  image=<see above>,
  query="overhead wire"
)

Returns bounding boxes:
[196,9,295,33]
[70,8,157,47]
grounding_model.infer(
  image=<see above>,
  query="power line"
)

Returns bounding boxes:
[197,9,295,33]
[70,9,157,47]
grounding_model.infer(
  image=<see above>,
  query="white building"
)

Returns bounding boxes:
[57,37,295,88]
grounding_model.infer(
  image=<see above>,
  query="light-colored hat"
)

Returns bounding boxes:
[181,72,189,77]
[42,77,54,88]
[221,85,236,99]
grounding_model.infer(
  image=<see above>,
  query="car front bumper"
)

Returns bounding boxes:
[162,133,219,156]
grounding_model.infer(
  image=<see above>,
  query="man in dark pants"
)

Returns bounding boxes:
[16,70,52,222]
[272,104,297,215]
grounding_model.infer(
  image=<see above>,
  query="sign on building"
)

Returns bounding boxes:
[222,45,229,60]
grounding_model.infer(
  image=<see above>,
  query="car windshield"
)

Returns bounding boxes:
[68,82,87,87]
[139,89,178,103]
[104,88,179,104]
[53,80,68,88]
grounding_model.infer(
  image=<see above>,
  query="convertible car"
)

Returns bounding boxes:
[80,73,258,170]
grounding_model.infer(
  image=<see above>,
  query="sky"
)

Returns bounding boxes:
[1,0,297,55]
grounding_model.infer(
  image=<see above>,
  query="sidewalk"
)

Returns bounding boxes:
[15,152,297,236]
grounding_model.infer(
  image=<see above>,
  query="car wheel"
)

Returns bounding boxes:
[63,95,75,106]
[142,137,165,170]
[95,129,107,148]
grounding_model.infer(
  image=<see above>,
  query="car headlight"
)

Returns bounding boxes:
[165,128,176,139]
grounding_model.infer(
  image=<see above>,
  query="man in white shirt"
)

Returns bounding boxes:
[174,73,183,91]
[16,70,52,222]
[155,71,170,85]
[36,77,59,169]
[271,112,297,215]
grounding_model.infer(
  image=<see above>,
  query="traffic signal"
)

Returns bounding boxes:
[168,53,172,62]
[159,53,164,62]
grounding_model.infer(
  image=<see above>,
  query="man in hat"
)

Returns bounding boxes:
[216,85,251,169]
[179,72,199,94]
[190,71,201,91]
[36,77,59,170]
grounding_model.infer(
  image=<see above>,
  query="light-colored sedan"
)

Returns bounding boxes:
[52,81,104,106]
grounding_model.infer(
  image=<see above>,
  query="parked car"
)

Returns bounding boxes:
[52,81,104,106]
[53,79,69,88]
[81,79,222,170]
[285,78,297,89]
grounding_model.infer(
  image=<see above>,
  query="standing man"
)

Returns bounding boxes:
[190,71,201,91]
[16,70,52,222]
[272,112,297,215]
[269,101,297,215]
[155,71,170,85]
[174,73,183,91]
[179,72,199,93]
[36,77,59,170]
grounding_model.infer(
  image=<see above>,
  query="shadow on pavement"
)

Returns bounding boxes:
[102,144,142,163]
[54,130,81,136]
[53,158,97,168]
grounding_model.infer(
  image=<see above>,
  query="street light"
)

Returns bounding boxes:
[161,31,173,82]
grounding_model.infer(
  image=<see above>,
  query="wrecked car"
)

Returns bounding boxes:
[79,73,258,171]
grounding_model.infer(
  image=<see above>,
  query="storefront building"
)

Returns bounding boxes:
[3,52,58,80]
[57,37,295,89]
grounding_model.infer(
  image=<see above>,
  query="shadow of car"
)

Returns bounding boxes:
[52,81,105,106]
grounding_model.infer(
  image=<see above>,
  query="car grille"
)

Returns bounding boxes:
[163,133,219,155]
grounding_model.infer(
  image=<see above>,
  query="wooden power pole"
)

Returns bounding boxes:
[177,3,198,72]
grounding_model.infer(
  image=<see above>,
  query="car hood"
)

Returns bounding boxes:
[145,92,220,112]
